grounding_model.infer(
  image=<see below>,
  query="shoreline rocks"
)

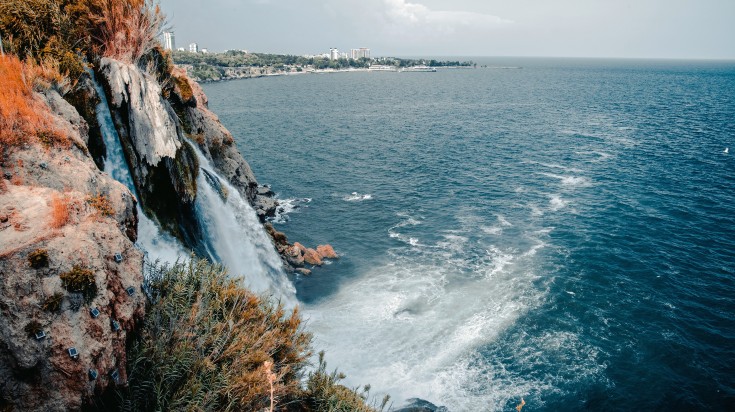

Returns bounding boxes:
[264,224,338,274]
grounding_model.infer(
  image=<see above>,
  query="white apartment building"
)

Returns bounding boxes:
[163,31,175,51]
[351,48,370,59]
[189,43,198,53]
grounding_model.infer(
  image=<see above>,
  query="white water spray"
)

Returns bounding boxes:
[193,148,296,303]
[89,71,293,304]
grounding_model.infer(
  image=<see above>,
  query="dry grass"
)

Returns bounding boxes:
[87,192,114,217]
[121,259,312,411]
[50,193,70,228]
[92,0,165,64]
[0,54,70,148]
[120,259,383,412]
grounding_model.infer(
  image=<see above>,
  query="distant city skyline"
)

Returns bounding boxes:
[159,0,735,59]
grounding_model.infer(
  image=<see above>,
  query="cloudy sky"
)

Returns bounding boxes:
[159,0,735,59]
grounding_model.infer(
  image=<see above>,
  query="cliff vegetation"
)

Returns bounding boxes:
[1,1,379,410]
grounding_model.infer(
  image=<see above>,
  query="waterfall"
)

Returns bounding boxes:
[193,147,296,303]
[89,70,187,265]
[89,70,295,303]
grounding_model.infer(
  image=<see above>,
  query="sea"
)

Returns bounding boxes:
[202,57,735,411]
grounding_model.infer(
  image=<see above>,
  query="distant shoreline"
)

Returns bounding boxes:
[190,65,478,83]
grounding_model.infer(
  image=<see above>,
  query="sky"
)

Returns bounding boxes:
[158,0,735,59]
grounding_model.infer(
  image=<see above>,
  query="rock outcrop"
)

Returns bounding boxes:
[98,58,201,250]
[0,91,145,411]
[264,225,338,272]
[165,67,277,221]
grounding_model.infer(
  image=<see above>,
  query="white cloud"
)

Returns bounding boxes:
[382,0,512,31]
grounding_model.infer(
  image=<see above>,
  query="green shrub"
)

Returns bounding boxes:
[121,259,311,411]
[28,249,49,269]
[121,259,379,412]
[301,351,387,412]
[59,265,96,301]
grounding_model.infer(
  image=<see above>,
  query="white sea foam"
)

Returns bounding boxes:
[548,194,568,211]
[344,192,373,201]
[575,150,613,162]
[269,197,311,224]
[304,219,560,409]
[539,172,592,187]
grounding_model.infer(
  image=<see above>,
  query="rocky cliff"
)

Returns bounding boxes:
[0,89,145,411]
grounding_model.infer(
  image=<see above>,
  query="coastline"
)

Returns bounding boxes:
[188,65,476,83]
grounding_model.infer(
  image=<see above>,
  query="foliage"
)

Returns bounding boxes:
[90,0,165,63]
[24,320,43,337]
[28,248,49,269]
[60,264,96,300]
[0,55,69,147]
[50,193,71,228]
[43,292,64,312]
[120,259,312,412]
[87,193,114,217]
[301,351,388,412]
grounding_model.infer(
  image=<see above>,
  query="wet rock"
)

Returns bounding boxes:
[316,244,338,259]
[285,245,304,267]
[394,398,449,412]
[293,242,307,254]
[303,248,323,266]
[294,268,312,276]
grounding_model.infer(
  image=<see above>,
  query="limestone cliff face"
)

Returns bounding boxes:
[97,58,201,249]
[166,67,278,221]
[0,91,145,411]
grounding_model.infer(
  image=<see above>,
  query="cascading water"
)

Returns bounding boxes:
[89,70,186,265]
[89,70,294,303]
[193,147,296,304]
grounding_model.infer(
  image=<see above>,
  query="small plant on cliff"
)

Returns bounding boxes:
[23,320,43,338]
[87,193,114,217]
[42,292,64,312]
[28,249,49,269]
[302,351,387,412]
[60,265,96,301]
[93,0,166,64]
[50,193,71,228]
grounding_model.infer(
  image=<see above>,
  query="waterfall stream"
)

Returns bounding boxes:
[89,71,294,303]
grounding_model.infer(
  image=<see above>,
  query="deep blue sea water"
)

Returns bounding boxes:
[203,58,735,411]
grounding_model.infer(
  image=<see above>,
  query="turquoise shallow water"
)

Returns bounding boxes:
[203,58,735,410]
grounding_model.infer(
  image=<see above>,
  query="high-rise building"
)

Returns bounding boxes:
[351,48,370,59]
[189,42,198,53]
[329,48,339,60]
[163,31,175,51]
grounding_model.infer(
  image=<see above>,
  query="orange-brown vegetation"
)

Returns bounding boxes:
[121,259,382,412]
[91,0,165,63]
[86,192,114,217]
[0,55,70,148]
[50,193,70,228]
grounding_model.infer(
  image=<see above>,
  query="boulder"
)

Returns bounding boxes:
[293,242,307,254]
[294,268,312,276]
[285,245,304,267]
[316,244,338,259]
[303,248,323,266]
